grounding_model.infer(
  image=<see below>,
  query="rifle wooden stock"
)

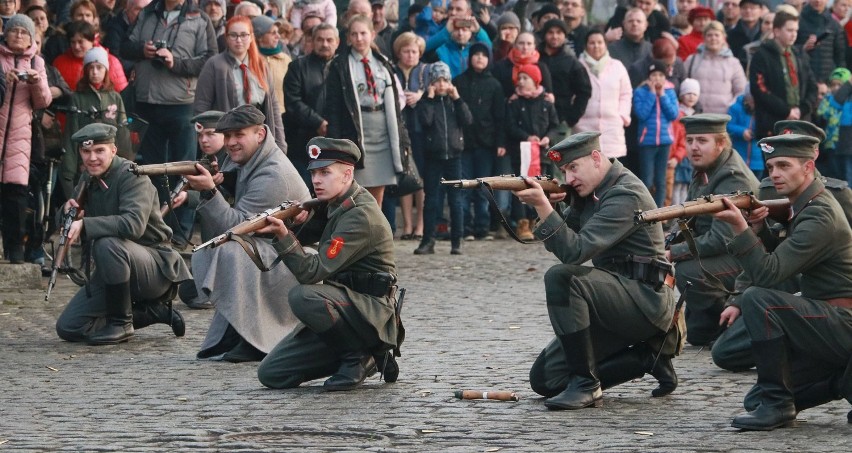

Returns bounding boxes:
[193,198,322,252]
[634,192,791,224]
[441,175,569,193]
[128,157,217,177]
[46,180,88,301]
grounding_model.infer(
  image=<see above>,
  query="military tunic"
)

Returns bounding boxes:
[528,159,677,396]
[194,126,311,357]
[257,181,400,388]
[56,156,192,341]
[669,147,759,345]
[730,178,852,381]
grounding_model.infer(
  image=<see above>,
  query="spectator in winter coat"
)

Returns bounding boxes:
[433,15,479,77]
[728,90,763,179]
[0,14,52,263]
[575,29,633,159]
[538,19,591,129]
[797,0,847,84]
[634,59,679,207]
[677,6,714,61]
[413,62,473,256]
[683,21,747,114]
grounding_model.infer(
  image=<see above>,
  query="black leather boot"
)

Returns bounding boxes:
[646,350,678,397]
[413,239,435,255]
[133,285,184,337]
[318,323,376,391]
[596,344,677,397]
[544,329,603,410]
[731,337,797,431]
[88,282,134,345]
[374,351,399,383]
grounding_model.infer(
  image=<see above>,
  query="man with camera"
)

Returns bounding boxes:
[120,0,217,248]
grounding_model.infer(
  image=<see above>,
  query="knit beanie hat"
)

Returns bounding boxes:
[252,15,276,39]
[515,64,542,86]
[83,47,110,70]
[496,12,521,30]
[430,61,452,81]
[468,41,491,66]
[680,78,700,97]
[831,67,852,84]
[4,14,36,41]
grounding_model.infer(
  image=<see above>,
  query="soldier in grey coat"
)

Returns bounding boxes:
[714,134,852,431]
[514,132,677,410]
[668,114,759,347]
[55,123,192,345]
[256,137,401,391]
[186,105,310,363]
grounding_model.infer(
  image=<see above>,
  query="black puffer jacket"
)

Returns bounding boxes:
[797,5,847,83]
[417,95,473,160]
[454,67,505,150]
[505,93,559,146]
[538,45,592,127]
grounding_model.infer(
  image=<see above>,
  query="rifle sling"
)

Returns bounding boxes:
[479,184,567,244]
[676,219,735,299]
[229,232,283,272]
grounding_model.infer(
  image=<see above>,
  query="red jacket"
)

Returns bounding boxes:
[53,46,128,93]
[669,110,687,163]
[677,30,704,61]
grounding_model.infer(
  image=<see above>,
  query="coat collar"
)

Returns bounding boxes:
[590,159,623,202]
[328,180,362,216]
[789,176,824,221]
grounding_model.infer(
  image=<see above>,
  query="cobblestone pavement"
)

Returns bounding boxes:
[1,239,849,452]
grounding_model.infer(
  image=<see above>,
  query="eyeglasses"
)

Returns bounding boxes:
[227,33,252,41]
[5,28,30,36]
[723,2,740,6]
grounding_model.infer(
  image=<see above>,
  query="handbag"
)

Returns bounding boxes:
[386,146,423,197]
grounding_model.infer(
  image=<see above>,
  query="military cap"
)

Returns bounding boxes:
[545,132,601,167]
[306,137,362,170]
[215,104,266,132]
[773,120,826,144]
[71,123,117,149]
[758,134,820,160]
[681,113,731,135]
[191,110,226,132]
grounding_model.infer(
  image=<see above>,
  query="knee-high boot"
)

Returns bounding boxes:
[316,322,376,391]
[597,344,678,397]
[544,328,603,410]
[132,284,184,337]
[87,282,134,345]
[731,337,797,431]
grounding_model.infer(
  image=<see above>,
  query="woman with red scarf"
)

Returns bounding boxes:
[492,32,554,99]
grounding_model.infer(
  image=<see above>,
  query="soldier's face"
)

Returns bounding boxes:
[686,133,724,171]
[223,126,265,165]
[80,143,117,177]
[560,152,602,197]
[311,163,352,201]
[766,156,812,197]
[197,129,224,156]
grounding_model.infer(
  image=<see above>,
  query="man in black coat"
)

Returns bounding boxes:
[538,19,591,131]
[750,11,818,139]
[727,0,765,70]
[796,0,848,83]
[284,24,340,185]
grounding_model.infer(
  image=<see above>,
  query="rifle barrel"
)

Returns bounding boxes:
[129,161,204,176]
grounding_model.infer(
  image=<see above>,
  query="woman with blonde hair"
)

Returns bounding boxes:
[684,21,747,115]
[194,15,286,149]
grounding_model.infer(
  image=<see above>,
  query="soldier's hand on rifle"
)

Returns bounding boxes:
[713,197,749,234]
[292,210,310,225]
[185,163,216,191]
[745,205,768,233]
[514,176,554,219]
[256,215,289,240]
[172,191,188,209]
[68,218,84,244]
[63,198,79,214]
[719,305,741,327]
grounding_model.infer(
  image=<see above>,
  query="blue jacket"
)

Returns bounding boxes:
[727,95,762,171]
[435,40,472,79]
[634,83,678,146]
[415,7,443,40]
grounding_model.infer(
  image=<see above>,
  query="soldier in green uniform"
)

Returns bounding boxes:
[714,134,852,430]
[256,137,402,391]
[668,114,759,346]
[514,132,678,410]
[55,124,192,345]
[713,120,852,371]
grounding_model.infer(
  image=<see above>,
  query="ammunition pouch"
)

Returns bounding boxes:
[329,271,398,298]
[612,255,675,291]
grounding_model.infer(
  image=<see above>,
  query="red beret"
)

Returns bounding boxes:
[688,7,715,24]
[513,64,542,86]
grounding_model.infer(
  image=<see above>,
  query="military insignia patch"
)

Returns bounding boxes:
[782,128,792,135]
[308,145,321,159]
[195,122,204,132]
[326,237,344,259]
[546,149,561,162]
[760,143,775,154]
[81,139,94,149]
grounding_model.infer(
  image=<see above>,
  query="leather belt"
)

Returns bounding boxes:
[827,298,852,309]
[360,104,385,112]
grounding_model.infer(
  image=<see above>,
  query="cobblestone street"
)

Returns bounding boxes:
[1,239,849,452]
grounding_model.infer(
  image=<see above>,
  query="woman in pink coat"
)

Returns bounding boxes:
[574,30,633,159]
[0,15,52,263]
[683,21,746,115]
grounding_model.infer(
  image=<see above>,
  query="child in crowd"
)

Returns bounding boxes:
[59,47,131,199]
[414,62,473,256]
[289,0,337,29]
[454,42,506,241]
[818,67,852,181]
[729,87,763,179]
[634,60,679,207]
[672,78,701,205]
[505,64,558,241]
[416,0,449,40]
[666,79,696,206]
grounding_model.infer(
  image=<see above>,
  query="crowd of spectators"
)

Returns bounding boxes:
[2,0,851,262]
